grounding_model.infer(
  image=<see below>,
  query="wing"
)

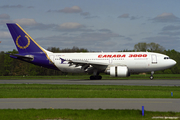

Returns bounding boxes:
[69,59,109,66]
[61,58,109,71]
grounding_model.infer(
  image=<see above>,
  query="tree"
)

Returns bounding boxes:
[134,42,148,52]
[164,49,180,74]
[148,42,165,53]
[134,42,165,53]
[0,51,5,75]
[47,46,88,53]
[47,47,61,53]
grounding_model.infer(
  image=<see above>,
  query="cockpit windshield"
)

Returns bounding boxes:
[164,57,170,60]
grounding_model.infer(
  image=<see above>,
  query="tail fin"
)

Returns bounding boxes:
[7,23,45,54]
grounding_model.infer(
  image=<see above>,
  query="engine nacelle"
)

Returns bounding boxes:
[107,66,130,77]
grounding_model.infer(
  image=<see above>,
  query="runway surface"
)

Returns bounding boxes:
[0,98,180,112]
[0,79,180,86]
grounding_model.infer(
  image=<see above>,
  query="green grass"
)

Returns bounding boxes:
[0,74,180,80]
[0,109,179,120]
[0,84,180,98]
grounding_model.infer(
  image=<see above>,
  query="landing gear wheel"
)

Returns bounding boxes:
[90,75,102,80]
[98,76,102,80]
[150,76,154,80]
[90,76,95,80]
[150,71,154,80]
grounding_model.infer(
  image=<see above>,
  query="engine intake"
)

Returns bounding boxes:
[107,66,130,77]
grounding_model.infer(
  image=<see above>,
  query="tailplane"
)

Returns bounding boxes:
[7,23,46,54]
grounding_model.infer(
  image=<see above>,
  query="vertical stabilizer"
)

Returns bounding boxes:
[7,23,45,54]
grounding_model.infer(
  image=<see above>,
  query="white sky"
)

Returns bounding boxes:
[0,0,180,52]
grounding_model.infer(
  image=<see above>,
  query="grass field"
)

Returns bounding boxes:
[0,74,180,80]
[0,84,180,98]
[0,109,180,120]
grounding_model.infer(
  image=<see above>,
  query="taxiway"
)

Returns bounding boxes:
[0,98,179,112]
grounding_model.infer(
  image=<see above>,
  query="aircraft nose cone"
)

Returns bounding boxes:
[171,59,176,66]
[172,60,176,65]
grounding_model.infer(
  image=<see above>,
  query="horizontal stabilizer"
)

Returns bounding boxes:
[6,53,34,61]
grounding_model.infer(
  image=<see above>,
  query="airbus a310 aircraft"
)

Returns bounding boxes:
[6,23,176,80]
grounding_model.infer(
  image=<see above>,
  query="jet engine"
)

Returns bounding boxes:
[106,66,130,77]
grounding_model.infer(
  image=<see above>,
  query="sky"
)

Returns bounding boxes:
[0,0,180,52]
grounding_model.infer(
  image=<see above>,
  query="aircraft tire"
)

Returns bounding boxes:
[90,76,95,80]
[90,75,102,80]
[97,75,102,80]
[150,76,154,80]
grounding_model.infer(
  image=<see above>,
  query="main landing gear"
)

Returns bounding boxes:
[90,70,102,80]
[90,75,102,80]
[150,71,154,80]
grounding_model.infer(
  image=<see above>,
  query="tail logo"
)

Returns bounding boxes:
[16,35,30,49]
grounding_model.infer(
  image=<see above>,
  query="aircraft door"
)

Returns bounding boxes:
[151,54,157,64]
[109,58,113,64]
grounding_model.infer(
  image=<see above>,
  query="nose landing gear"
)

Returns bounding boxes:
[150,71,154,80]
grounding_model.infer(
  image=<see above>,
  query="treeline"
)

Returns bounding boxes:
[0,43,180,76]
[47,46,88,53]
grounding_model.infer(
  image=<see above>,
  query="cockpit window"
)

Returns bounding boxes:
[164,57,170,59]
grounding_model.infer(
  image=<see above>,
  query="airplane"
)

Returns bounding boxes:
[6,23,176,80]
